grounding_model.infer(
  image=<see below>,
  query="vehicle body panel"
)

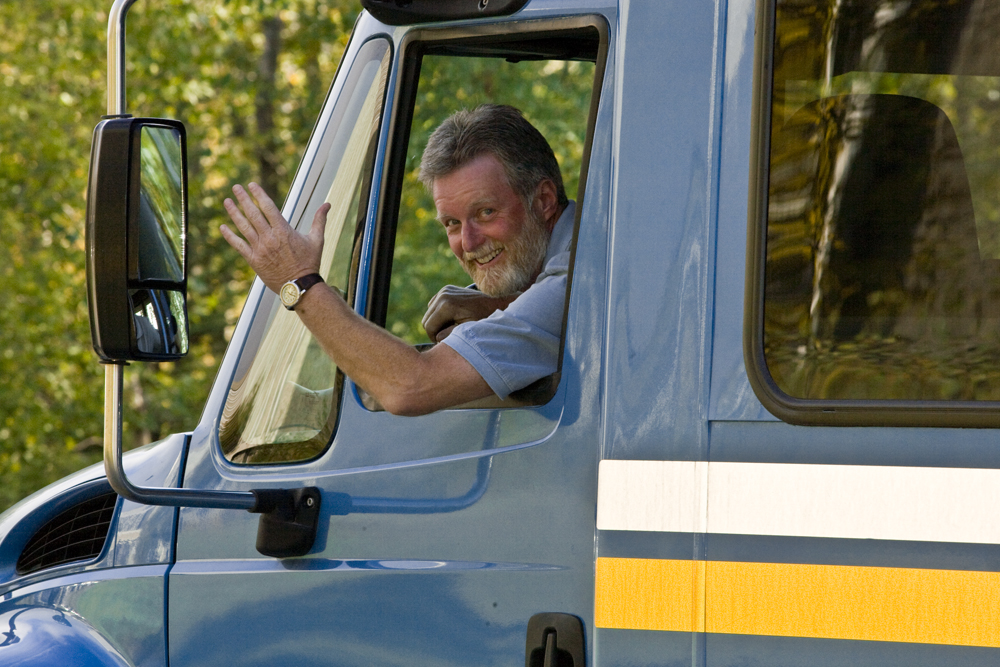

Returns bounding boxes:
[0,434,185,666]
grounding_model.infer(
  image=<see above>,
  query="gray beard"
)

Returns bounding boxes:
[463,209,551,297]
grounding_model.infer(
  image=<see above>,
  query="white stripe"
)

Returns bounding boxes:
[597,460,1000,544]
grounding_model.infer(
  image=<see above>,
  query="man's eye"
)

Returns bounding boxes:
[479,208,495,218]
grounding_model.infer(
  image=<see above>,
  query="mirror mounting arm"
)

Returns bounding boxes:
[97,2,322,559]
[103,363,322,557]
[108,0,141,116]
[103,362,256,511]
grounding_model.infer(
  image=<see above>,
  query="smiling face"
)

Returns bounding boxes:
[433,154,552,297]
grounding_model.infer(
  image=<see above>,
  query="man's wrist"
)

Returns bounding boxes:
[280,273,324,310]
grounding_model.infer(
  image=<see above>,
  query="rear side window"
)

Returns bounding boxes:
[747,0,1000,426]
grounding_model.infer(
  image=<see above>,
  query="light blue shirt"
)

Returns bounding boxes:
[443,201,575,398]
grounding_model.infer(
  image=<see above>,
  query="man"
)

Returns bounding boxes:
[221,105,573,415]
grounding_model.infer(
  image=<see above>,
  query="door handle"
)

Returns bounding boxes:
[526,613,585,667]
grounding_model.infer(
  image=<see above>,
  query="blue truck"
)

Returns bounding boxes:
[4,0,1000,664]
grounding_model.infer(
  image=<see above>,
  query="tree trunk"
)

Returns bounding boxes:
[255,16,283,196]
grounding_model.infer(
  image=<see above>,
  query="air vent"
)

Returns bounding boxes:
[16,492,118,575]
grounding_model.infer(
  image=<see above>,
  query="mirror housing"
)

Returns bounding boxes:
[86,117,189,362]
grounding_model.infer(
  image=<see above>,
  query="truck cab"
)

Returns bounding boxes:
[3,0,1000,665]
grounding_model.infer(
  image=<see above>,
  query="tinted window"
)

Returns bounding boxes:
[756,0,1000,409]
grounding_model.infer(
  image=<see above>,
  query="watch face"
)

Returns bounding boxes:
[280,282,300,307]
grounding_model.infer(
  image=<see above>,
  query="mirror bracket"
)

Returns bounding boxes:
[250,488,323,559]
[103,363,321,558]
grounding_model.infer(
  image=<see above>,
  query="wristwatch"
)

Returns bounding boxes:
[279,273,324,310]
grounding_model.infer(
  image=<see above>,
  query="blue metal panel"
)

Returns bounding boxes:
[598,529,699,561]
[704,533,1000,573]
[708,420,1000,469]
[113,433,185,567]
[707,0,775,422]
[170,4,616,665]
[603,0,723,462]
[0,567,168,667]
[0,434,183,667]
[595,629,693,667]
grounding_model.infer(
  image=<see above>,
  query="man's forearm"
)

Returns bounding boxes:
[293,282,493,415]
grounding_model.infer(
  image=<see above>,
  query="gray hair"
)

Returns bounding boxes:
[418,104,568,208]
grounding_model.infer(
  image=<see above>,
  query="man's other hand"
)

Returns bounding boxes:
[220,182,331,292]
[422,285,519,343]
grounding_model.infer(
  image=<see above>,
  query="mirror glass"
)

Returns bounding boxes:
[137,126,185,283]
[130,288,189,356]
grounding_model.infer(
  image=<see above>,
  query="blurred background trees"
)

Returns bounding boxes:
[0,0,358,510]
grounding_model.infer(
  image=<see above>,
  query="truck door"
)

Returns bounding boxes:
[167,9,613,666]
[705,0,1000,665]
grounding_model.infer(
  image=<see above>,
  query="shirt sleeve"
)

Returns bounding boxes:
[442,267,568,399]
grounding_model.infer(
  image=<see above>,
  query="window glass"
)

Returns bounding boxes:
[763,0,1000,401]
[387,53,595,346]
[218,38,390,464]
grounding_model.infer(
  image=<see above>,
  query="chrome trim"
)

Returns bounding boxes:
[104,364,257,510]
[107,0,141,115]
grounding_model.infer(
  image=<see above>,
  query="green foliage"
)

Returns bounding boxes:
[0,0,357,511]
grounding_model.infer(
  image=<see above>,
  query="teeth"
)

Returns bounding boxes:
[475,248,502,265]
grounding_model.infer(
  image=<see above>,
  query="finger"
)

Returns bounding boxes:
[421,304,436,335]
[219,224,253,261]
[422,302,457,341]
[422,288,450,328]
[308,202,331,246]
[232,185,270,234]
[426,283,459,309]
[435,324,457,343]
[223,198,258,242]
[248,182,286,228]
[422,303,443,340]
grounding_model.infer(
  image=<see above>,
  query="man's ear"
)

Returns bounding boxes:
[533,179,560,229]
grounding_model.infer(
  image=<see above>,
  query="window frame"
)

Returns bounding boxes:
[744,0,1000,428]
[358,14,609,411]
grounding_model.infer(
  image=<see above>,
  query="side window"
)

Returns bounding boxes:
[369,23,602,409]
[218,38,391,464]
[748,0,1000,425]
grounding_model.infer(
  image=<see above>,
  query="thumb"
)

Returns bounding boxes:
[309,202,331,245]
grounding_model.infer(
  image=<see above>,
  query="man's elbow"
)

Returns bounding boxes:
[377,386,440,417]
[382,396,435,417]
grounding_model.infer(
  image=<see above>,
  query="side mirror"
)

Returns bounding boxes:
[89,5,321,559]
[86,117,189,362]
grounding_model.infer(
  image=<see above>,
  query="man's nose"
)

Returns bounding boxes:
[461,220,485,252]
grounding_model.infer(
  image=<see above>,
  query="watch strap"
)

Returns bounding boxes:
[292,273,324,292]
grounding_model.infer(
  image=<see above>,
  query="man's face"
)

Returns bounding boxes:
[433,154,550,297]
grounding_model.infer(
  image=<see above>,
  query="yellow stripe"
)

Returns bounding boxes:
[595,558,1000,647]
[595,557,706,632]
